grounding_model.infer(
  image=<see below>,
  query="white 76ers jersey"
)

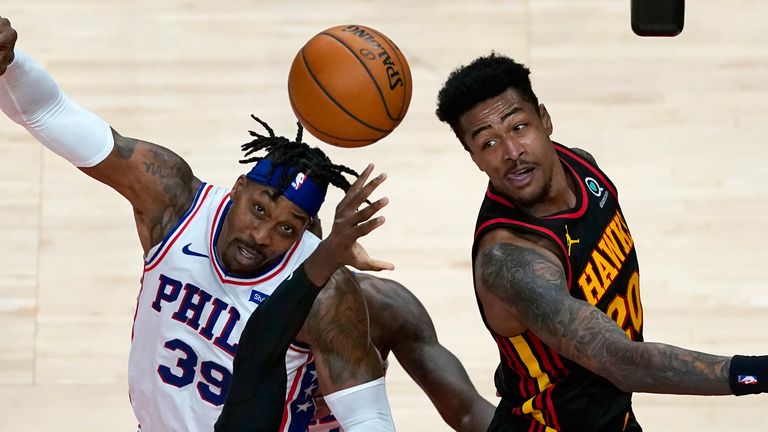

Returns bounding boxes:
[129,183,321,432]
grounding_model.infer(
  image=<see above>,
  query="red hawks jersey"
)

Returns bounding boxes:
[472,144,643,432]
[129,183,321,432]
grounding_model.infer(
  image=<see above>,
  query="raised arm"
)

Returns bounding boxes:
[359,275,495,432]
[0,17,200,253]
[475,241,734,395]
[84,132,201,252]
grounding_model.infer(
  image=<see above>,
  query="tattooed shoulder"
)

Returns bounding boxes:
[477,242,566,305]
[301,269,380,389]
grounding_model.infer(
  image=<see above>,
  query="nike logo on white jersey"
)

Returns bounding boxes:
[182,243,208,258]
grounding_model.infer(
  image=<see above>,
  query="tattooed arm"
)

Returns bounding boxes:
[298,268,384,392]
[358,274,495,432]
[80,130,201,253]
[0,22,200,253]
[475,240,732,395]
[297,268,395,431]
[0,20,199,253]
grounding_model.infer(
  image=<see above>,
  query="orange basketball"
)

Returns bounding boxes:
[288,24,412,148]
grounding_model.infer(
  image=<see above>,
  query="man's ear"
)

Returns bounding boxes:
[231,175,248,198]
[539,104,553,136]
[307,217,323,238]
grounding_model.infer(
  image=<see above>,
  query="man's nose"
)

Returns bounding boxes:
[501,137,525,161]
[249,224,271,247]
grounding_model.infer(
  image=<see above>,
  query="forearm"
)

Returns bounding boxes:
[553,304,733,395]
[399,344,494,432]
[324,377,396,432]
[606,341,731,395]
[476,242,736,398]
[428,375,495,432]
[303,243,340,287]
[0,49,113,167]
[458,398,496,432]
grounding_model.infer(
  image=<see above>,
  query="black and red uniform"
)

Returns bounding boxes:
[472,143,643,432]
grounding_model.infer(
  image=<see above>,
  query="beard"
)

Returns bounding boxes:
[508,177,552,211]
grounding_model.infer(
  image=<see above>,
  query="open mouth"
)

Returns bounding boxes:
[506,166,535,185]
[235,243,265,266]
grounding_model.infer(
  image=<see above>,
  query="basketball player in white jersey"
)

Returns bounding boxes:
[0,17,396,432]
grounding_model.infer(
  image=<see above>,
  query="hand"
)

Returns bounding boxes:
[304,163,392,286]
[0,17,17,76]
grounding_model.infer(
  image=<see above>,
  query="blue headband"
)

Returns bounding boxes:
[244,159,327,216]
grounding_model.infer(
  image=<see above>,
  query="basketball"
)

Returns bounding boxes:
[287,24,412,148]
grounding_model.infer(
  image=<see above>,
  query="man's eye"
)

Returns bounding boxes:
[281,225,295,234]
[254,204,265,214]
[483,139,497,149]
[513,123,526,131]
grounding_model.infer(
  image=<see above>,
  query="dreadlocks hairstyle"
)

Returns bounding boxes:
[435,53,540,149]
[240,115,361,195]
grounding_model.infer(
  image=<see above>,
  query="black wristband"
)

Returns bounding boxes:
[729,355,768,396]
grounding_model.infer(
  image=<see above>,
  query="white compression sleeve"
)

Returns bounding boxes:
[0,50,114,167]
[324,377,396,432]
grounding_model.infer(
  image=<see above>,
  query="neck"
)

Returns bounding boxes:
[518,161,577,217]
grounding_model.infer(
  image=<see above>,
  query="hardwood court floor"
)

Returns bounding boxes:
[1,1,767,430]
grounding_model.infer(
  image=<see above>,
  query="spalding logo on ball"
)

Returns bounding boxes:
[288,24,412,148]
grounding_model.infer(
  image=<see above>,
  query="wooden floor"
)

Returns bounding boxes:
[2,1,768,430]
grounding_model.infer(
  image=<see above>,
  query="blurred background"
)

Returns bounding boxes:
[1,0,767,430]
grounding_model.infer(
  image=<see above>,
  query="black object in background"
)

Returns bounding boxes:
[631,0,685,37]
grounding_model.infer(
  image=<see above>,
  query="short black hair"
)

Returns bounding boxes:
[240,116,360,195]
[435,53,539,147]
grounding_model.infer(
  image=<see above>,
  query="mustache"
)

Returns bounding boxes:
[507,159,538,173]
[235,240,267,260]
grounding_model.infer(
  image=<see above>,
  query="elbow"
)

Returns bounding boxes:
[453,399,495,432]
[608,374,635,394]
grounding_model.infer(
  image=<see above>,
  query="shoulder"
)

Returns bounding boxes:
[475,232,566,303]
[354,273,437,348]
[569,147,599,167]
[297,268,367,346]
[355,273,410,306]
[475,227,562,267]
[355,274,425,322]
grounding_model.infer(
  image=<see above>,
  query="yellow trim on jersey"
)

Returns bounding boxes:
[511,336,557,430]
[509,335,551,391]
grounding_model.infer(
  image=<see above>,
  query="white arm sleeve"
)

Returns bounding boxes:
[324,377,396,432]
[0,49,114,167]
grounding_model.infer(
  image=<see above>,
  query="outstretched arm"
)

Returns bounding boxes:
[476,241,733,395]
[361,275,495,432]
[0,17,200,253]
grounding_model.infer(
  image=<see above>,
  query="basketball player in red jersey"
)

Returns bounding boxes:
[0,17,396,432]
[435,53,768,431]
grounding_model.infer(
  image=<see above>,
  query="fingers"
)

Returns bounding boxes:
[338,163,374,208]
[351,258,395,272]
[0,17,18,76]
[348,214,386,240]
[337,164,386,213]
[350,196,388,226]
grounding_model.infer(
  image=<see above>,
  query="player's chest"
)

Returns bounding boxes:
[139,265,283,357]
